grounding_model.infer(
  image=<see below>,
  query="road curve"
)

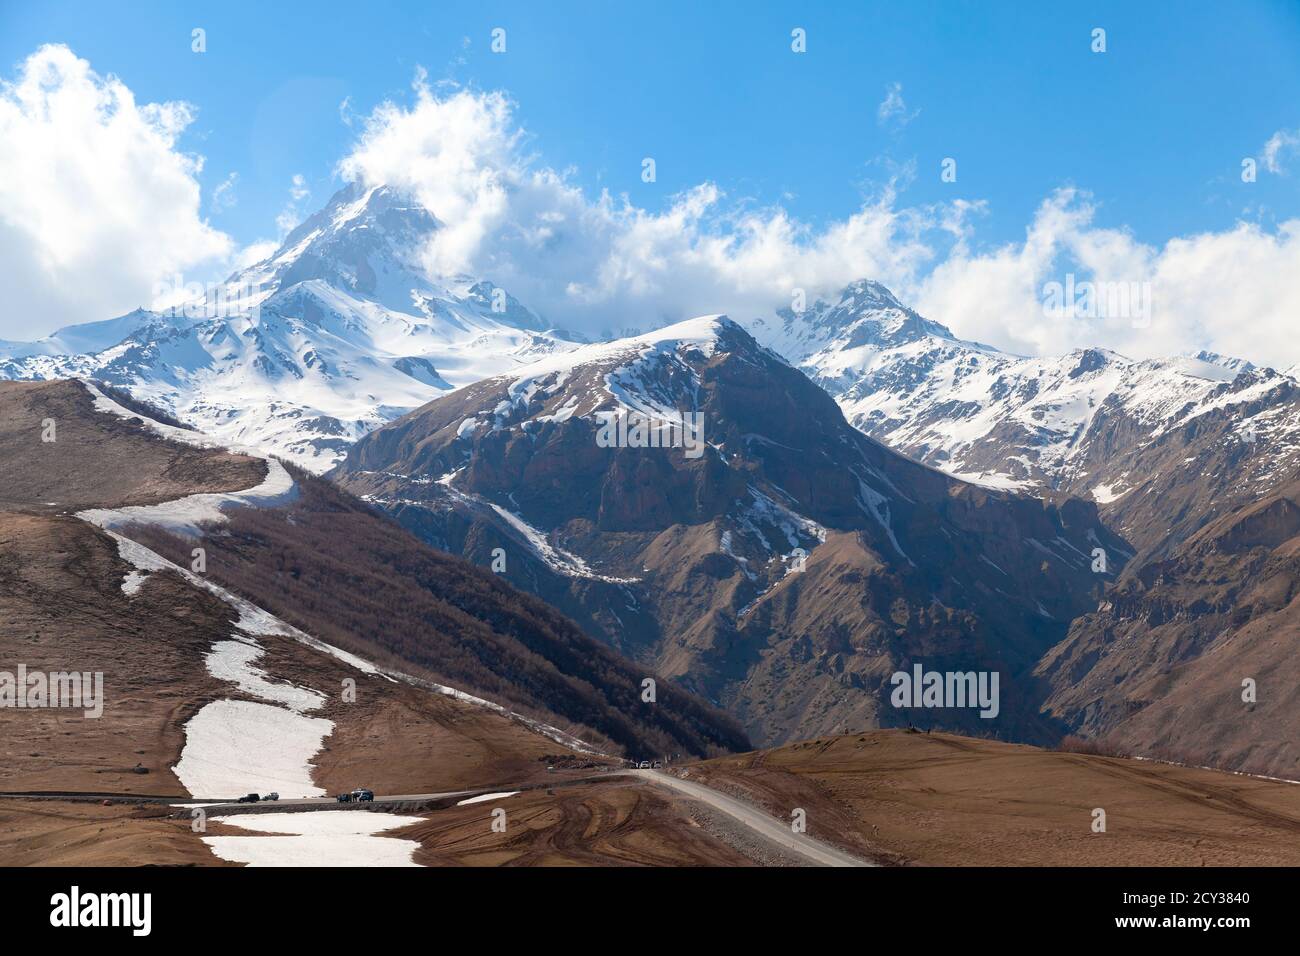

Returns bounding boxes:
[628,769,876,867]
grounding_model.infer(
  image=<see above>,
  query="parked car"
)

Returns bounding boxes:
[351,788,374,802]
[335,793,352,803]
[237,793,259,803]
[262,792,279,801]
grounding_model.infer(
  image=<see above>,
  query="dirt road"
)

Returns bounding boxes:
[627,769,875,866]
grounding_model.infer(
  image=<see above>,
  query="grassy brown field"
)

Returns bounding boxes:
[0,378,632,863]
[0,379,277,795]
[10,727,1300,867]
[0,379,265,513]
[0,800,227,866]
[0,508,608,799]
[0,512,237,794]
[680,729,1300,866]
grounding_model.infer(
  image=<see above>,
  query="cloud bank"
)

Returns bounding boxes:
[337,76,1300,366]
[914,189,1300,366]
[4,48,1299,370]
[336,73,957,338]
[0,44,233,339]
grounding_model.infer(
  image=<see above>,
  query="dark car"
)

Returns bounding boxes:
[335,793,353,803]
[237,793,260,803]
[351,788,374,802]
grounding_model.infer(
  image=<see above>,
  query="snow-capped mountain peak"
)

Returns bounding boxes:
[738,277,1294,504]
[0,307,195,361]
[0,181,580,471]
[746,280,964,366]
[248,183,439,300]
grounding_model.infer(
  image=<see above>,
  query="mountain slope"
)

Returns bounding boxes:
[0,183,581,471]
[1036,477,1300,780]
[333,316,1125,746]
[0,378,748,788]
[0,380,572,801]
[683,729,1300,866]
[127,462,750,760]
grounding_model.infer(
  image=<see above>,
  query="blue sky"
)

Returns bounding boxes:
[2,1,1300,362]
[5,0,1298,248]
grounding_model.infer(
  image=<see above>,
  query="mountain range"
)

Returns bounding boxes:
[2,181,1295,778]
[744,281,1300,562]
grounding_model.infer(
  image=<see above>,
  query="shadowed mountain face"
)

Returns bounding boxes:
[333,316,1127,747]
[738,282,1300,775]
[1037,477,1300,780]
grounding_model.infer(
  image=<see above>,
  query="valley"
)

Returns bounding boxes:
[5,374,1295,869]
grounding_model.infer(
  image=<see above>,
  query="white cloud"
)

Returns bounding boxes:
[5,53,1298,370]
[1262,128,1300,174]
[336,80,1300,364]
[212,172,239,212]
[339,81,520,278]
[877,81,919,128]
[911,188,1300,366]
[231,238,280,271]
[0,44,232,339]
[337,79,952,337]
[275,173,312,234]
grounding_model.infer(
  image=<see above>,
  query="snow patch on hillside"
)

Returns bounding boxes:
[79,380,299,536]
[205,639,325,713]
[1091,482,1128,504]
[173,700,332,799]
[203,811,423,867]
